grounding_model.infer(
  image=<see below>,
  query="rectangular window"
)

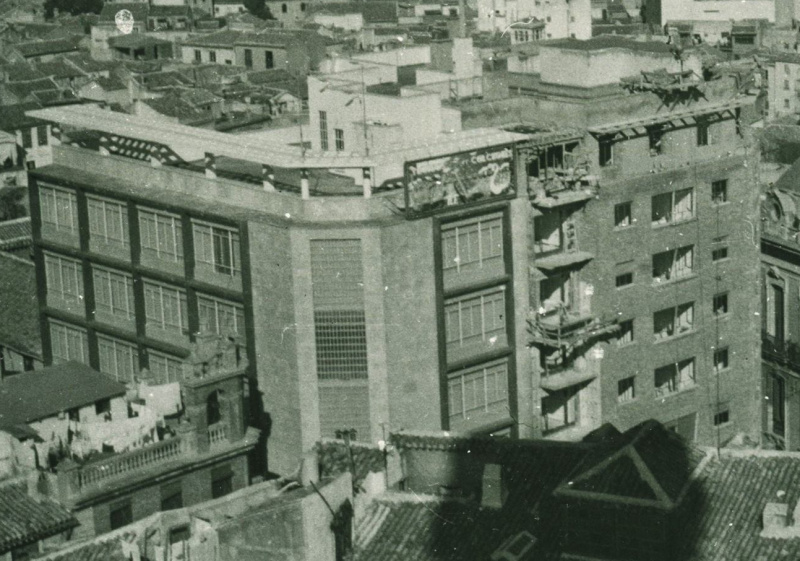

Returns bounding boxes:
[244,48,253,68]
[618,377,635,403]
[40,185,78,236]
[21,128,32,149]
[209,50,216,62]
[713,347,729,373]
[697,122,709,146]
[211,465,233,498]
[143,281,188,335]
[93,267,135,322]
[160,481,183,511]
[194,49,201,62]
[447,360,509,423]
[98,335,137,383]
[335,128,344,151]
[445,287,507,353]
[599,138,613,167]
[95,398,111,416]
[652,245,694,283]
[139,208,183,264]
[109,500,133,530]
[651,188,694,226]
[770,373,786,437]
[198,295,245,336]
[37,124,48,146]
[149,350,183,384]
[654,358,695,397]
[713,292,729,316]
[615,272,633,288]
[712,180,728,204]
[265,50,274,69]
[441,214,503,276]
[44,253,84,309]
[648,126,664,156]
[614,202,632,228]
[767,284,785,341]
[618,319,633,345]
[541,388,578,433]
[653,302,694,341]
[88,196,129,249]
[713,408,730,426]
[712,247,728,262]
[785,79,790,90]
[319,110,329,150]
[193,221,240,277]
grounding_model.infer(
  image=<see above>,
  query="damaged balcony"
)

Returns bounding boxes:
[539,360,597,392]
[529,307,619,349]
[532,211,594,270]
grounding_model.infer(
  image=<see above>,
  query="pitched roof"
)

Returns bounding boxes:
[544,36,674,54]
[98,2,150,22]
[63,53,118,74]
[0,251,40,358]
[40,532,135,561]
[35,60,87,80]
[0,362,127,429]
[2,63,46,82]
[135,70,193,90]
[4,78,61,101]
[0,217,32,249]
[149,5,190,17]
[0,102,44,132]
[95,76,127,91]
[0,481,78,554]
[316,439,386,488]
[108,34,171,50]
[183,28,323,48]
[14,36,83,58]
[771,148,800,194]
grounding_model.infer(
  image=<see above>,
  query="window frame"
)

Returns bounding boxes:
[192,220,241,278]
[444,286,507,352]
[617,376,636,403]
[143,280,189,336]
[713,292,729,317]
[614,201,632,229]
[39,185,79,235]
[711,179,728,205]
[447,359,510,423]
[109,499,133,530]
[197,294,245,336]
[88,195,130,249]
[713,346,729,373]
[44,252,84,307]
[97,334,138,383]
[334,128,345,151]
[138,207,184,264]
[652,245,694,284]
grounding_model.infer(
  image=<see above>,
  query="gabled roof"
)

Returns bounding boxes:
[4,78,61,101]
[0,217,32,247]
[13,36,83,58]
[554,420,710,509]
[0,102,44,131]
[149,5,190,17]
[63,53,118,74]
[98,2,150,23]
[0,362,127,429]
[108,34,171,50]
[35,59,87,80]
[2,63,46,82]
[40,532,136,561]
[135,70,193,90]
[0,481,78,554]
[0,251,40,359]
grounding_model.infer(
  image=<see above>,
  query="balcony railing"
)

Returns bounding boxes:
[208,423,227,446]
[762,330,800,371]
[77,436,185,489]
[762,221,800,249]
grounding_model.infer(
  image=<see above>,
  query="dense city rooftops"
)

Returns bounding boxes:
[0,480,78,555]
[544,36,674,54]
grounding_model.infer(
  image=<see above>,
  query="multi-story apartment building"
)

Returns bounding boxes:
[767,53,800,121]
[476,0,592,39]
[761,161,800,450]
[24,40,762,472]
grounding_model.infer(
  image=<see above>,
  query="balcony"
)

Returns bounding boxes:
[534,250,594,272]
[540,362,596,391]
[208,423,227,447]
[529,308,619,349]
[762,220,800,251]
[762,331,800,372]
[529,173,597,209]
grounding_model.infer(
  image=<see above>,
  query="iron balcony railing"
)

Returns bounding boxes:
[762,330,800,372]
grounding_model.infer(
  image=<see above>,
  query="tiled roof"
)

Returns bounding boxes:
[0,251,40,358]
[98,3,150,22]
[4,78,60,101]
[31,89,80,105]
[183,28,323,48]
[149,5,190,17]
[40,532,135,561]
[35,60,87,80]
[96,76,127,91]
[108,34,171,49]
[0,217,32,247]
[63,54,118,74]
[544,36,674,54]
[3,63,46,82]
[0,481,77,554]
[136,70,193,90]
[0,362,127,429]
[316,440,385,488]
[14,36,83,58]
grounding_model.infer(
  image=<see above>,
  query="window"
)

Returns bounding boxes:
[143,281,188,335]
[209,50,216,63]
[301,2,306,10]
[319,110,329,151]
[614,202,632,228]
[40,185,78,236]
[68,408,80,422]
[139,208,183,263]
[169,525,190,545]
[785,98,791,109]
[712,180,728,204]
[244,48,253,68]
[211,466,234,498]
[541,388,578,433]
[713,408,730,426]
[265,50,274,69]
[652,245,694,283]
[767,283,785,341]
[335,128,345,151]
[653,302,694,341]
[161,481,183,511]
[93,267,135,322]
[109,500,133,530]
[618,319,633,345]
[88,196,129,249]
[713,347,729,373]
[21,128,32,149]
[712,247,728,262]
[98,335,137,383]
[654,358,695,397]
[785,79,790,90]
[445,288,506,353]
[696,122,709,146]
[193,222,240,277]
[615,272,633,288]
[447,361,509,423]
[713,292,728,316]
[618,377,635,403]
[95,398,111,417]
[37,124,48,146]
[441,214,503,276]
[281,2,287,11]
[198,295,245,336]
[648,126,664,156]
[599,137,613,167]
[194,49,201,62]
[44,253,83,309]
[533,212,563,254]
[149,350,183,383]
[770,373,786,437]
[651,188,694,226]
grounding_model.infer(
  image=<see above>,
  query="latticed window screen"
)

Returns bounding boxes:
[441,214,503,274]
[311,240,367,381]
[40,185,78,234]
[49,320,89,365]
[98,335,138,383]
[88,196,129,248]
[311,239,370,441]
[198,295,245,336]
[139,208,183,263]
[149,350,183,383]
